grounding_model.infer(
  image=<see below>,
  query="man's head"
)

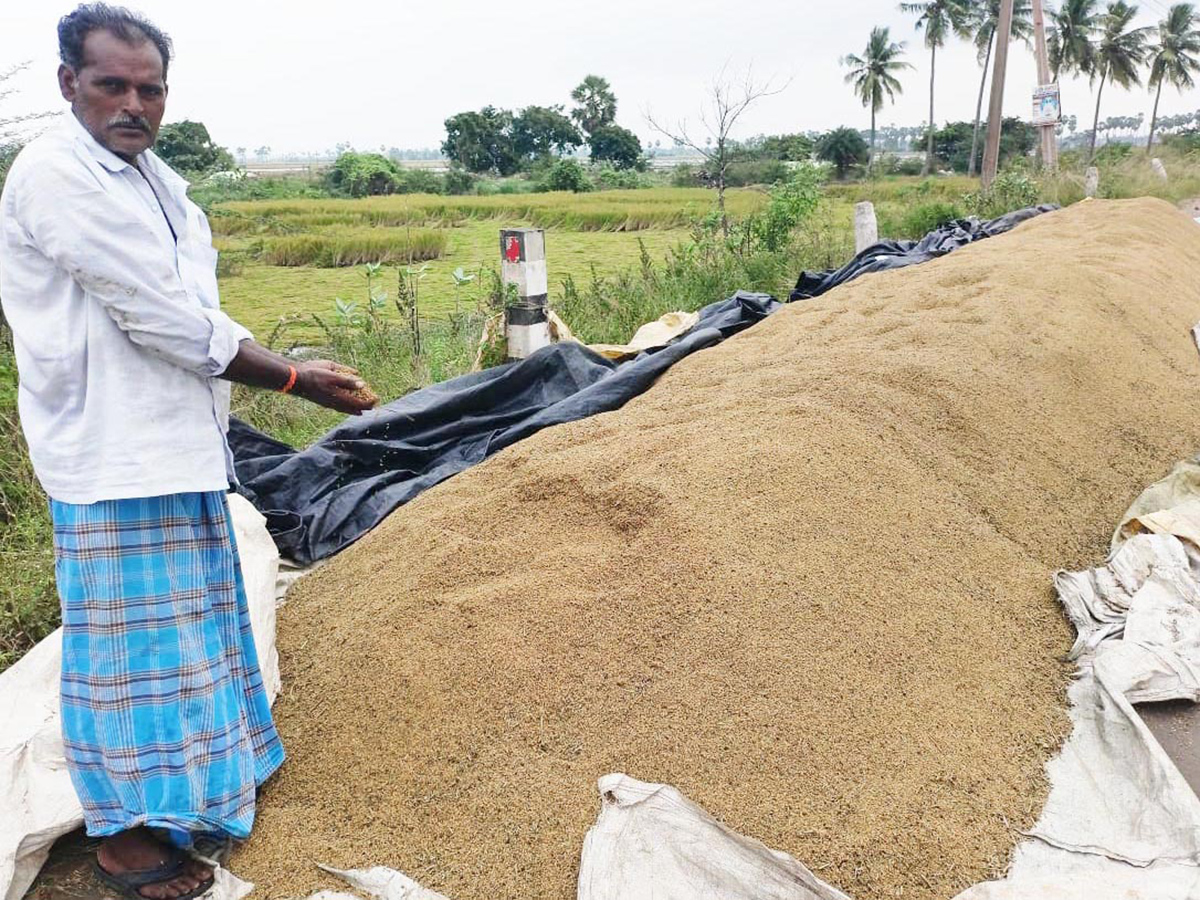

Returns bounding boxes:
[57,4,173,163]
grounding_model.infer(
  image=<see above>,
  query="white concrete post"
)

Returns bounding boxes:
[1151,157,1168,182]
[1084,166,1100,199]
[500,229,550,361]
[854,202,879,254]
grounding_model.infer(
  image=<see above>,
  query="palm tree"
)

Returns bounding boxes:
[901,0,975,174]
[842,27,913,170]
[968,0,1035,175]
[1048,0,1101,80]
[570,75,617,137]
[1145,3,1200,152]
[1088,0,1152,160]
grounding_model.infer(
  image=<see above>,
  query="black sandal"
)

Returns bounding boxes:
[92,853,215,900]
[191,833,233,866]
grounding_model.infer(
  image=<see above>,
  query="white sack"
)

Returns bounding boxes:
[0,494,280,900]
[955,504,1200,899]
[576,774,851,900]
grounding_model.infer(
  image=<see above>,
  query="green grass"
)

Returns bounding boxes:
[0,340,58,671]
[259,227,449,267]
[213,188,769,234]
[217,219,685,340]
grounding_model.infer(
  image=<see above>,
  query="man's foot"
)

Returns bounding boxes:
[95,828,214,900]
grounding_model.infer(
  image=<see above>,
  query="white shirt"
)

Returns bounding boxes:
[0,114,252,504]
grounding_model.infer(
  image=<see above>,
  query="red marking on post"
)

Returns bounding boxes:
[504,236,522,263]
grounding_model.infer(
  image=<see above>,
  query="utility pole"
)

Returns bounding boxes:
[981,0,1015,187]
[1031,0,1059,169]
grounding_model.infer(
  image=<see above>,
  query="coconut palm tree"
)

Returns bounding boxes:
[900,0,975,174]
[968,0,1035,175]
[842,27,913,170]
[1048,0,1101,80]
[1088,0,1152,160]
[1145,3,1200,152]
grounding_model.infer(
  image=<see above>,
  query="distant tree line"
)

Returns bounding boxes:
[441,75,645,175]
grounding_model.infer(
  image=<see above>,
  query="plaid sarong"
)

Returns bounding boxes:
[51,491,285,845]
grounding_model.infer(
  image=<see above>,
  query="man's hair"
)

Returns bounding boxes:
[58,4,173,78]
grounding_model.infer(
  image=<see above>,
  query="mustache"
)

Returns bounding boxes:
[107,115,149,132]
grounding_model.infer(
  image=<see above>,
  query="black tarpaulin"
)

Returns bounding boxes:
[790,204,1058,300]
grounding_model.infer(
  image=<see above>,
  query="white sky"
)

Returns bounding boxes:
[3,0,1198,156]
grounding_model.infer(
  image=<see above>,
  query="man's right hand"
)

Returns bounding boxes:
[294,360,378,415]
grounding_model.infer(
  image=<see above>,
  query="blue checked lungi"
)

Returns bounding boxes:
[50,490,285,846]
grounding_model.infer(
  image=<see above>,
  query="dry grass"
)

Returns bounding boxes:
[259,228,449,267]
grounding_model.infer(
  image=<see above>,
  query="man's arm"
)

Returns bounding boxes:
[222,340,375,415]
[15,162,374,414]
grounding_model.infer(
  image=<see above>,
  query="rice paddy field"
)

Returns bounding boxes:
[212,188,770,340]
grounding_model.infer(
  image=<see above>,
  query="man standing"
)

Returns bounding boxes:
[0,5,375,898]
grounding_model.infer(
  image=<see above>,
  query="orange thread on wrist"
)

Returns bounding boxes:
[278,365,298,394]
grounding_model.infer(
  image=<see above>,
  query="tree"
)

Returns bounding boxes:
[1048,0,1101,80]
[1146,3,1200,152]
[570,75,617,136]
[900,0,974,175]
[968,0,1034,175]
[816,127,870,178]
[153,120,235,176]
[756,133,815,160]
[1088,0,1152,160]
[255,145,271,162]
[512,105,583,160]
[842,27,912,170]
[588,123,643,169]
[441,106,520,175]
[647,67,787,236]
[918,117,1037,170]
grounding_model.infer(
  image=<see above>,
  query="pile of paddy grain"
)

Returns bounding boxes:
[234,198,1200,900]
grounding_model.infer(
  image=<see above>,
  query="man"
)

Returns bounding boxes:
[0,5,375,898]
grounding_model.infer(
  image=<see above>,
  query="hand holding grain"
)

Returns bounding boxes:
[295,360,379,414]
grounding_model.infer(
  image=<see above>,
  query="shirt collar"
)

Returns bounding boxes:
[63,112,190,195]
[65,111,138,173]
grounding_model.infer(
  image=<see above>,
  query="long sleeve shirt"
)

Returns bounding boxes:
[0,114,252,504]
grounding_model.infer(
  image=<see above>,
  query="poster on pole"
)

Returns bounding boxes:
[1032,83,1061,126]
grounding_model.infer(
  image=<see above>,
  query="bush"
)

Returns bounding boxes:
[544,158,592,192]
[897,201,964,238]
[723,159,789,187]
[444,166,477,195]
[816,127,869,179]
[593,163,650,190]
[670,164,700,187]
[747,164,823,251]
[961,171,1040,219]
[326,151,404,197]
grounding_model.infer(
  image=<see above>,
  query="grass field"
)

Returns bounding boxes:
[213,189,772,342]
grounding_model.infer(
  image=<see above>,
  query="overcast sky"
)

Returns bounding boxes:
[4,0,1198,156]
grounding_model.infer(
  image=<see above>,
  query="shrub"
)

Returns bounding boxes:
[898,201,963,238]
[593,163,650,190]
[444,166,477,195]
[670,164,700,187]
[326,152,404,197]
[723,159,789,187]
[747,164,823,251]
[961,171,1040,219]
[544,158,592,192]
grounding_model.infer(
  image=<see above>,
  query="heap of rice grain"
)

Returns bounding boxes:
[234,198,1200,900]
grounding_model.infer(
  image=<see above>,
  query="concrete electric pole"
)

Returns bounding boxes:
[1031,0,1059,170]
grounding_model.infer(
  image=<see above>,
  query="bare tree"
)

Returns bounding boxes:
[646,66,788,238]
[0,62,59,148]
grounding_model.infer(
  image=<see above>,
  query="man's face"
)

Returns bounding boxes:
[58,29,167,163]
